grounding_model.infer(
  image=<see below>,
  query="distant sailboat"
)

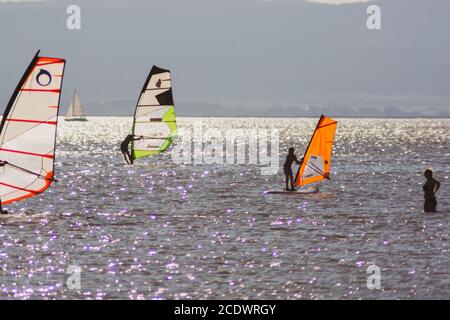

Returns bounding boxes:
[130,65,177,161]
[0,50,66,206]
[65,90,87,121]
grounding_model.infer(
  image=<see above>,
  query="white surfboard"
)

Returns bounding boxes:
[264,186,320,195]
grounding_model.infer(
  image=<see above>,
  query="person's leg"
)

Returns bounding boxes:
[127,151,134,165]
[289,171,295,191]
[431,198,437,212]
[122,151,131,165]
[424,199,437,213]
[284,168,289,190]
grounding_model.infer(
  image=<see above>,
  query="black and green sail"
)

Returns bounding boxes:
[131,66,177,160]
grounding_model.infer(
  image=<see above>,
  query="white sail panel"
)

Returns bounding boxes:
[138,89,171,107]
[0,52,66,205]
[66,98,74,117]
[131,66,177,160]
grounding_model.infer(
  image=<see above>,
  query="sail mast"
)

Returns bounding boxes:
[0,50,40,134]
[295,115,326,182]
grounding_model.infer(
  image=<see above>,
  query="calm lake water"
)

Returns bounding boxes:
[0,117,449,299]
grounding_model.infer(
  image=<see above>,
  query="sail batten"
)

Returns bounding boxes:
[294,115,337,188]
[0,51,66,205]
[131,65,177,160]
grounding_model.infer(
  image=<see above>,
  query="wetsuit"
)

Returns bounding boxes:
[423,178,441,212]
[121,135,135,164]
[121,136,133,154]
[284,154,300,190]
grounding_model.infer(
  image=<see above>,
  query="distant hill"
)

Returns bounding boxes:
[1,0,449,117]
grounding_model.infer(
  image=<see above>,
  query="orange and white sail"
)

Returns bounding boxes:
[294,115,337,188]
[0,50,66,205]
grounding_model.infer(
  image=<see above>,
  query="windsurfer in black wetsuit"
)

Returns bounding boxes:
[423,169,441,213]
[121,134,143,165]
[284,147,303,191]
[0,160,7,214]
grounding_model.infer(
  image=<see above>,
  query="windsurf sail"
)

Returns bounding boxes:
[0,50,66,205]
[66,90,86,119]
[131,65,177,160]
[294,115,337,188]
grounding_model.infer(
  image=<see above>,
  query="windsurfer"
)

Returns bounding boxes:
[121,134,143,165]
[423,169,441,213]
[284,147,302,191]
[0,160,7,214]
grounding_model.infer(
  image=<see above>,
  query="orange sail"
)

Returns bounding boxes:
[294,115,337,188]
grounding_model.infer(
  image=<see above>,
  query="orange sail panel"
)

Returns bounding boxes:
[294,115,337,188]
[0,51,66,205]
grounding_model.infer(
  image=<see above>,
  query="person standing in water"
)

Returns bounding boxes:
[0,161,7,214]
[121,134,143,165]
[423,169,441,213]
[284,147,302,191]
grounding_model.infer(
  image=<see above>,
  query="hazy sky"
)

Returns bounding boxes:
[0,0,449,116]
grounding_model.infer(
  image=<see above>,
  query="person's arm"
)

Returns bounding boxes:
[132,135,144,141]
[435,180,441,193]
[295,156,303,165]
[0,161,7,166]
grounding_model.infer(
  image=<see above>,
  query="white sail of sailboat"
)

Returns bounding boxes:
[65,90,87,121]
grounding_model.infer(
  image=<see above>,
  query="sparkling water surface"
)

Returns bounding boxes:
[0,117,449,299]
